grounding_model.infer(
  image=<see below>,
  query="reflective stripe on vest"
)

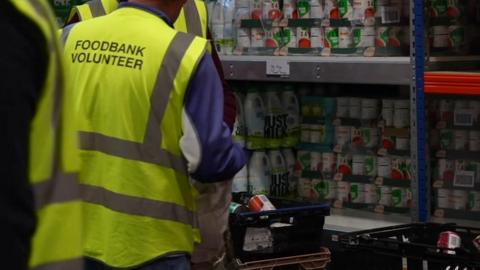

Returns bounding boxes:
[88,0,107,17]
[32,258,84,270]
[183,0,203,37]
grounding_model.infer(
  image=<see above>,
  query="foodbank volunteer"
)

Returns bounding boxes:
[1,1,82,270]
[62,0,245,269]
[65,0,238,269]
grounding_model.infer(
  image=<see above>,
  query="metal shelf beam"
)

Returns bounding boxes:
[221,56,411,85]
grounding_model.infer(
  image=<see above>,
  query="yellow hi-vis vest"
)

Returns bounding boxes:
[63,6,208,268]
[67,0,208,38]
[9,0,83,269]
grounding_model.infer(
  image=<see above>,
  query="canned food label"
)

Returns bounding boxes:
[296,0,311,18]
[440,130,454,150]
[338,0,353,19]
[339,27,353,48]
[283,0,296,18]
[361,128,378,148]
[282,28,297,48]
[353,0,375,23]
[265,28,283,48]
[376,27,401,48]
[250,0,263,19]
[448,25,464,49]
[352,155,366,175]
[311,27,324,48]
[431,0,448,17]
[337,154,352,175]
[391,188,406,207]
[391,157,405,179]
[325,27,339,48]
[365,155,377,176]
[350,183,365,203]
[454,170,475,188]
[377,156,392,178]
[297,151,311,171]
[297,27,312,48]
[263,0,283,20]
[317,180,336,199]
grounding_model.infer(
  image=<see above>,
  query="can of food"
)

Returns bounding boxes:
[265,27,282,48]
[440,129,454,150]
[283,0,296,19]
[324,27,339,48]
[352,155,366,175]
[430,26,449,48]
[310,27,324,48]
[350,182,365,203]
[262,0,282,20]
[349,97,361,119]
[353,26,376,48]
[361,127,379,148]
[437,231,461,255]
[450,189,467,210]
[322,152,336,174]
[469,191,480,211]
[250,28,266,47]
[391,156,405,179]
[324,0,339,19]
[448,25,465,49]
[298,177,312,198]
[296,0,311,18]
[393,99,409,128]
[311,102,324,117]
[336,126,352,146]
[337,153,352,175]
[229,202,248,214]
[364,184,377,204]
[382,135,395,150]
[352,0,375,25]
[339,27,353,48]
[395,137,409,151]
[236,28,251,48]
[378,156,392,178]
[382,99,394,127]
[249,194,276,212]
[376,26,402,48]
[454,130,468,150]
[437,188,451,209]
[283,27,297,48]
[391,187,407,207]
[446,0,465,18]
[297,27,311,48]
[437,159,455,181]
[250,0,263,19]
[469,131,480,151]
[336,97,349,117]
[336,181,350,202]
[297,150,311,171]
[319,179,336,199]
[377,185,392,206]
[311,151,322,171]
[310,0,324,18]
[301,123,311,142]
[351,127,362,146]
[365,155,377,176]
[361,98,379,120]
[430,0,448,17]
[338,0,353,19]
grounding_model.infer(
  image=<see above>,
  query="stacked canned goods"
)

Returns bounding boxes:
[294,92,413,211]
[428,98,480,219]
[427,0,469,55]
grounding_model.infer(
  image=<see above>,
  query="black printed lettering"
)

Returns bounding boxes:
[71,53,79,62]
[81,40,90,50]
[93,53,102,63]
[91,40,101,50]
[110,42,118,52]
[86,52,93,63]
[117,56,126,67]
[77,52,86,62]
[101,41,109,51]
[125,57,134,68]
[117,43,126,54]
[126,44,136,55]
[134,59,143,70]
[136,46,145,57]
[75,40,83,50]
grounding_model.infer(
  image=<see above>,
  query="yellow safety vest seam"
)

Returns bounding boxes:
[88,0,107,17]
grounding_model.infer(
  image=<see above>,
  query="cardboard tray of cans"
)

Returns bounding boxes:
[229,197,330,262]
[340,223,480,269]
[235,247,331,270]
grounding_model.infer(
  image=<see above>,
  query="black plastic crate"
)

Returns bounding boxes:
[229,197,330,262]
[340,223,480,270]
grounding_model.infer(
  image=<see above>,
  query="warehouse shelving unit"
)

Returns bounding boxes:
[220,0,480,231]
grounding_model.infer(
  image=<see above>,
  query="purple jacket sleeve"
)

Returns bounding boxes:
[180,54,246,183]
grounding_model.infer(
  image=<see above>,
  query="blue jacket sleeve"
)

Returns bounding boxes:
[180,54,246,183]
